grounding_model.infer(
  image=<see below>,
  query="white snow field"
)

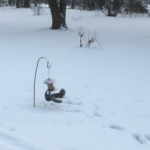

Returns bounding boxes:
[0,7,150,150]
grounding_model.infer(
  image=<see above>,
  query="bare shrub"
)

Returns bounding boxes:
[31,4,46,15]
[78,27,102,49]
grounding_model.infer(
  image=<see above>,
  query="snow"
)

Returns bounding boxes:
[0,7,150,150]
[44,78,55,84]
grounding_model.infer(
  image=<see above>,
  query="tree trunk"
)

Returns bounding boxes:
[106,1,112,16]
[98,0,105,8]
[59,0,67,27]
[9,0,12,5]
[34,0,37,6]
[129,0,133,4]
[71,0,75,9]
[24,0,30,8]
[48,0,67,29]
[113,0,124,16]
[16,0,21,8]
[113,0,118,12]
[104,0,124,17]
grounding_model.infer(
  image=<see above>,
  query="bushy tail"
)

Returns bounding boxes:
[51,89,66,98]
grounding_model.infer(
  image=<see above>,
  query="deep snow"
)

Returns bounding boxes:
[0,7,150,150]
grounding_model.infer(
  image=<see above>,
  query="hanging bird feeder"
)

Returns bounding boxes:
[34,57,65,107]
[44,78,55,91]
[44,78,65,103]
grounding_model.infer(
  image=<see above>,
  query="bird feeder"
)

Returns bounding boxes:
[44,78,55,91]
[34,57,65,107]
[44,78,65,103]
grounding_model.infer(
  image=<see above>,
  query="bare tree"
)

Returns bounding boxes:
[48,0,67,29]
[71,0,75,9]
[16,0,21,8]
[101,0,124,16]
[24,0,30,7]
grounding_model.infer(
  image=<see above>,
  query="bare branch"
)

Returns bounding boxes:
[99,9,108,16]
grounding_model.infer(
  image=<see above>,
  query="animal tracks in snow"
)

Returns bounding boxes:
[132,134,150,144]
[0,132,43,150]
[63,99,82,113]
[109,124,150,145]
[145,134,150,142]
[133,134,146,144]
[65,99,83,105]
[92,105,102,117]
[0,122,16,133]
[109,125,124,131]
[8,126,16,131]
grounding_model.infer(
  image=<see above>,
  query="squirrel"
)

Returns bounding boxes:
[45,89,66,103]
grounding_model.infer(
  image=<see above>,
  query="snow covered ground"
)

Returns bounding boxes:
[0,7,150,150]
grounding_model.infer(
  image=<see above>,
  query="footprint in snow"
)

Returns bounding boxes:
[93,106,102,117]
[9,126,16,131]
[65,100,82,105]
[133,134,146,144]
[73,101,82,105]
[109,125,124,131]
[93,112,102,117]
[145,134,150,142]
[65,109,80,113]
[0,132,43,150]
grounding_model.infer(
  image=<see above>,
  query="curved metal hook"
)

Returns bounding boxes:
[34,57,50,107]
[42,57,51,69]
[47,61,51,69]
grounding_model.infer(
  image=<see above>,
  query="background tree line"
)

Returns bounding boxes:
[0,0,149,29]
[1,0,150,11]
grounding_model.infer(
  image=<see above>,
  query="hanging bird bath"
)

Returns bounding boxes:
[34,57,65,107]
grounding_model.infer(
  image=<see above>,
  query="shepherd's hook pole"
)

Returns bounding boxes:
[34,57,51,107]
